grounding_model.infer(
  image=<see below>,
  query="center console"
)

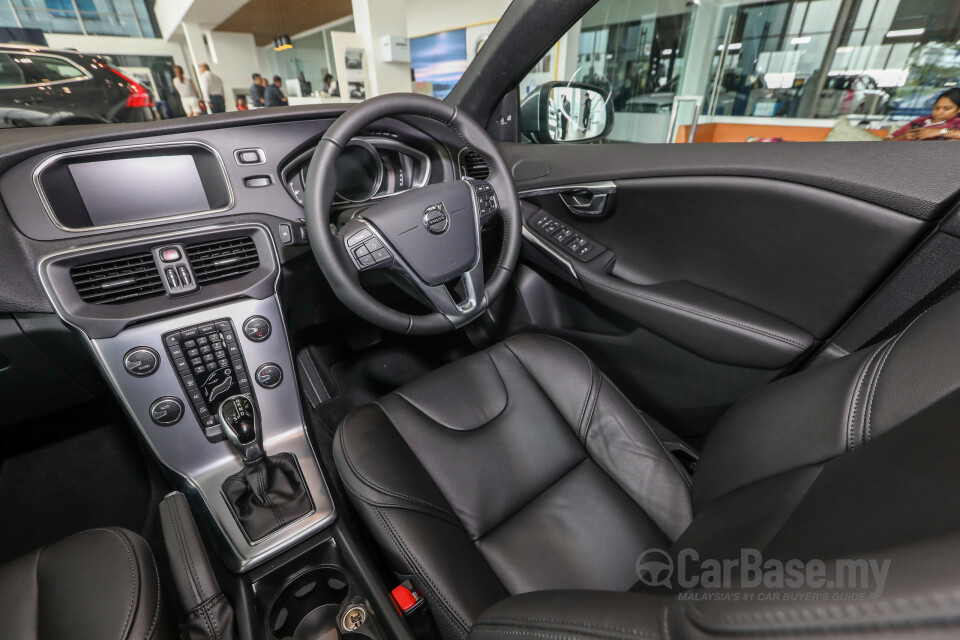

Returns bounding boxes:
[38,223,336,572]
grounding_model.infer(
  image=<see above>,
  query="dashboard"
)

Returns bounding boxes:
[0,105,488,571]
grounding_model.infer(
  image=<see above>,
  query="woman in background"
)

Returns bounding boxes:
[236,95,249,111]
[889,88,960,140]
[172,65,201,117]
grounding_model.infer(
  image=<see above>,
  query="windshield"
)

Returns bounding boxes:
[0,1,514,127]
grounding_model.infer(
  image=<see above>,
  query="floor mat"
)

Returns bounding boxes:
[0,401,157,563]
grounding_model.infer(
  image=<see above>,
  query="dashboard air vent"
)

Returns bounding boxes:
[186,236,259,285]
[70,252,164,305]
[460,148,489,179]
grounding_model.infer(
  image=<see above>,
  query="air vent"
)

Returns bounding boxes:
[186,236,259,285]
[70,252,164,305]
[460,148,489,179]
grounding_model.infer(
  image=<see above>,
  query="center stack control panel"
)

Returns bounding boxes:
[117,314,283,442]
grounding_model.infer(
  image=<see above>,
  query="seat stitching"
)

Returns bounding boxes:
[168,501,218,638]
[375,507,471,632]
[338,412,457,517]
[393,351,510,429]
[582,376,602,442]
[501,334,595,440]
[144,541,161,640]
[573,270,808,350]
[476,459,590,542]
[482,615,660,637]
[170,499,206,603]
[472,620,658,640]
[846,345,885,452]
[601,373,692,491]
[865,306,935,442]
[100,529,137,640]
[660,606,671,640]
[341,475,462,525]
[861,340,898,446]
[501,336,593,442]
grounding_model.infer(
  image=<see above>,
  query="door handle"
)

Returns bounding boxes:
[558,184,615,216]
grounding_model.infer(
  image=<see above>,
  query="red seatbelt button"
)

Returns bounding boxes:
[390,583,421,613]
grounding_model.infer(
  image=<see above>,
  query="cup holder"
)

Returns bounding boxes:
[267,567,353,640]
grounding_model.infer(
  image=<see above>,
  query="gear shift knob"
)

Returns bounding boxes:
[218,395,264,463]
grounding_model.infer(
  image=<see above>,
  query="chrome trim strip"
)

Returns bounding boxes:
[521,225,578,280]
[517,180,616,199]
[33,140,236,233]
[37,222,336,573]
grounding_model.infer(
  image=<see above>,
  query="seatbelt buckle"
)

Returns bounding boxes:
[390,580,424,615]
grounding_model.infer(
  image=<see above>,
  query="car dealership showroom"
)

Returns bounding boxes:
[4,0,960,639]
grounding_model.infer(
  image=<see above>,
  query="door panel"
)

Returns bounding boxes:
[495,142,945,439]
[529,176,926,339]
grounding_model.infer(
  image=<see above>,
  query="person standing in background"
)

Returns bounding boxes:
[198,63,225,113]
[581,93,592,131]
[265,75,287,107]
[172,65,200,117]
[249,73,265,107]
[236,95,249,111]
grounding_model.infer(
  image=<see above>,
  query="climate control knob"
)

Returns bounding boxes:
[242,316,271,342]
[150,397,184,426]
[124,347,159,377]
[255,363,283,389]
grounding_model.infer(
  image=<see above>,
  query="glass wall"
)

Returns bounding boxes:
[1,0,156,38]
[522,0,960,143]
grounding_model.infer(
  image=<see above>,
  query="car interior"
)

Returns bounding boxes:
[3,1,960,639]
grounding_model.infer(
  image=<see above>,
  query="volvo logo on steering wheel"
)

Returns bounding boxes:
[423,203,450,235]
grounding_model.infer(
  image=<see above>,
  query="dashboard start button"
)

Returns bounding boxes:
[124,347,160,377]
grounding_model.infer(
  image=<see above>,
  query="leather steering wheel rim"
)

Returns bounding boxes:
[303,93,521,335]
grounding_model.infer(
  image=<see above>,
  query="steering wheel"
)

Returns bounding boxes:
[303,94,521,335]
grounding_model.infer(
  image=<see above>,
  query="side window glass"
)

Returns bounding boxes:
[519,0,960,144]
[0,53,25,87]
[16,56,86,83]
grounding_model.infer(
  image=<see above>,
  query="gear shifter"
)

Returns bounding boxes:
[217,394,264,463]
[218,394,314,541]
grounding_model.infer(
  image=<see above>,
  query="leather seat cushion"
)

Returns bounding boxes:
[0,527,164,640]
[335,333,693,639]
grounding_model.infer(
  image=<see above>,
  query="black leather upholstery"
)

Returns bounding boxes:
[160,492,236,640]
[0,527,168,640]
[335,333,692,639]
[338,290,960,639]
[222,452,314,541]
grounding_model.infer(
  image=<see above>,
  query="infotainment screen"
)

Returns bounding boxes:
[68,155,211,227]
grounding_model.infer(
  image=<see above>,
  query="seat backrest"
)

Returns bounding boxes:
[678,291,960,561]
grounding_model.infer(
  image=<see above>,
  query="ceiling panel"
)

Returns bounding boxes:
[216,0,353,47]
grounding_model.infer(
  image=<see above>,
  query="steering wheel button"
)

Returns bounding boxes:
[347,229,373,247]
[371,249,392,263]
[358,254,376,267]
[365,238,383,252]
[354,245,369,258]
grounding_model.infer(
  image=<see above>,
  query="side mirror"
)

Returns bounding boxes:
[520,81,614,144]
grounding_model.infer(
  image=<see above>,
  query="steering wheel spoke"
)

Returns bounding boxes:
[407,256,486,327]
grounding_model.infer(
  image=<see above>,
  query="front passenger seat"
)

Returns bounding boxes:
[0,527,167,640]
[336,292,960,639]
